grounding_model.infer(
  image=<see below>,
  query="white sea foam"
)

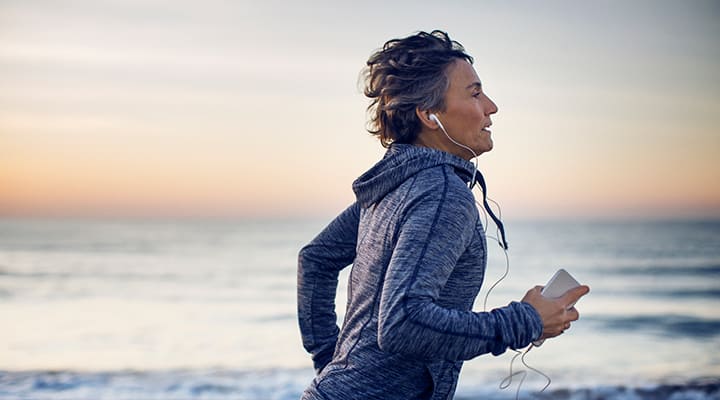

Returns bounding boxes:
[1,370,718,400]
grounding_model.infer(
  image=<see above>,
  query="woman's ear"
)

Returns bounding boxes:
[416,108,439,130]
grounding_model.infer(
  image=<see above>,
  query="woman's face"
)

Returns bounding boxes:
[433,59,498,159]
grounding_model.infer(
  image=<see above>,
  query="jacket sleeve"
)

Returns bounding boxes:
[377,175,542,361]
[297,202,359,373]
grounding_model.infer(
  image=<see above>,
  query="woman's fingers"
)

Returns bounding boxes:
[561,285,590,308]
[523,284,590,340]
[566,306,580,322]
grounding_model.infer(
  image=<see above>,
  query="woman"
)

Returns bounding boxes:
[297,30,589,400]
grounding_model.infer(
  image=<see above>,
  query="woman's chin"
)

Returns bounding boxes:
[474,140,493,155]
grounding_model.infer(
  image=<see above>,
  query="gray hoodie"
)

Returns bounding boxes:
[298,144,543,400]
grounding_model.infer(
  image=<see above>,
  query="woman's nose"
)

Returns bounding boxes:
[485,95,498,115]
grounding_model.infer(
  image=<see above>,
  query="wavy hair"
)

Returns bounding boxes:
[361,30,473,147]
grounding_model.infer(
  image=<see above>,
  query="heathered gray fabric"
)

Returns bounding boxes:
[297,144,543,400]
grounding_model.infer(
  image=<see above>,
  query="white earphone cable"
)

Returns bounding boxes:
[430,114,478,188]
[499,346,551,400]
[476,196,509,312]
[431,113,551,398]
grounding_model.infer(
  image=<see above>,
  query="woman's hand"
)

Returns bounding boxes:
[522,285,590,340]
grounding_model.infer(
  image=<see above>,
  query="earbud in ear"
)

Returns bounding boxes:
[427,111,479,187]
[428,113,445,131]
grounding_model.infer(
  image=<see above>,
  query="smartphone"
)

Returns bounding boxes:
[533,269,582,347]
[541,268,582,306]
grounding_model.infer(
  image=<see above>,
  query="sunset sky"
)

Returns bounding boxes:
[1,0,719,219]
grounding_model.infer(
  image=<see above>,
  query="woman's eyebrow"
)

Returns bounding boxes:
[466,82,483,90]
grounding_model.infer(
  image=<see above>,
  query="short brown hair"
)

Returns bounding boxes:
[361,30,473,147]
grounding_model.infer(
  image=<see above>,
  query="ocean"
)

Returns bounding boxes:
[1,217,719,399]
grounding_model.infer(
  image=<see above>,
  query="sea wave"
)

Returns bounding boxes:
[0,369,311,400]
[608,264,720,277]
[1,370,718,400]
[457,378,720,400]
[587,314,720,338]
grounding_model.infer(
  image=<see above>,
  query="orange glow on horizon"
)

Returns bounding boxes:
[1,1,718,220]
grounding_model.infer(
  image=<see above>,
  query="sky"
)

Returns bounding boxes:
[1,0,719,219]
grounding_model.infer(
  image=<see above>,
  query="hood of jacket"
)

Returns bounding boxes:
[352,143,476,208]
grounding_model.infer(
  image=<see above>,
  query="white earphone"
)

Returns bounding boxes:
[430,114,545,398]
[428,113,478,187]
[428,113,478,159]
[427,113,442,126]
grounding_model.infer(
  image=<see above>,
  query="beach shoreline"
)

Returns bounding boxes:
[1,369,719,400]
